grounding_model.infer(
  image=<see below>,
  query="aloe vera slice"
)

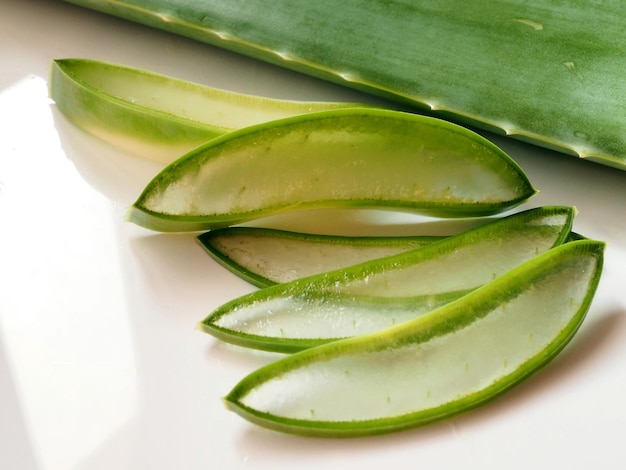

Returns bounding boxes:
[63,0,626,170]
[127,108,536,232]
[198,228,445,287]
[49,58,361,163]
[198,206,574,353]
[224,239,604,437]
[199,227,586,287]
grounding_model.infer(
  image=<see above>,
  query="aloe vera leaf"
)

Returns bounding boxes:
[197,228,445,287]
[223,239,604,437]
[198,206,574,353]
[49,58,362,163]
[127,108,536,232]
[62,0,626,170]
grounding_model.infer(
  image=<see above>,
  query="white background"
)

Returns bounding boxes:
[1,1,625,469]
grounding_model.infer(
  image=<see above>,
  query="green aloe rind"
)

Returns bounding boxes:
[198,227,586,288]
[127,107,537,232]
[223,239,605,437]
[63,0,626,170]
[49,58,361,163]
[197,228,445,287]
[198,206,575,353]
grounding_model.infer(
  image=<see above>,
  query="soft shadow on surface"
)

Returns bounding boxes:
[125,232,253,325]
[228,308,624,460]
[243,208,490,237]
[234,412,456,462]
[206,340,287,372]
[127,230,251,283]
[50,104,164,208]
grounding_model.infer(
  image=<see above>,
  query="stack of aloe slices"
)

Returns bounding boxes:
[198,207,582,352]
[62,0,626,170]
[49,58,605,437]
[196,213,603,437]
[221,239,603,437]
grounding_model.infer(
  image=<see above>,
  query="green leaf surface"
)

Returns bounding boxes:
[63,0,626,170]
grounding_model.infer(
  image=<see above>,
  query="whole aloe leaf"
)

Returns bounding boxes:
[64,0,626,170]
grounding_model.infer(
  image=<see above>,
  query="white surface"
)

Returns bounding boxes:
[1,1,625,469]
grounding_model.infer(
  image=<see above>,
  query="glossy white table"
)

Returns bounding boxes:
[2,2,625,469]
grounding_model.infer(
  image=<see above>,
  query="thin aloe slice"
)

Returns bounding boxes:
[64,0,626,170]
[49,58,361,163]
[198,228,445,287]
[127,108,536,232]
[224,239,604,437]
[198,206,574,353]
[199,227,586,287]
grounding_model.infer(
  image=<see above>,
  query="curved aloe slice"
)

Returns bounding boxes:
[49,58,361,163]
[224,239,604,437]
[198,206,574,352]
[198,228,445,287]
[127,108,536,232]
[199,227,586,287]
